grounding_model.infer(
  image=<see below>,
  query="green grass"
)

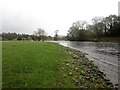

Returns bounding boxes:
[0,41,2,89]
[2,41,113,88]
[2,41,76,88]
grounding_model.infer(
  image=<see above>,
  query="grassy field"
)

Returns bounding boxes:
[2,41,75,88]
[0,41,2,89]
[2,41,114,88]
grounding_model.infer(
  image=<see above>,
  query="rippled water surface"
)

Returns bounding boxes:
[54,41,119,85]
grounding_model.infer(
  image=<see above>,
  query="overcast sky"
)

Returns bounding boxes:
[2,0,119,36]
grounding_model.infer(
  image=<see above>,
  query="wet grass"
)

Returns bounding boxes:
[2,41,76,88]
[0,41,2,89]
[2,41,114,88]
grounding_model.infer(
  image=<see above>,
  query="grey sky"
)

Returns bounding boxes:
[2,0,119,36]
[118,1,120,15]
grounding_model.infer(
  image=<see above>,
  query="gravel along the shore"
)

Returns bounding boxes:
[61,47,116,88]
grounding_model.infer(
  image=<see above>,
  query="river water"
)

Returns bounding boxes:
[53,41,119,86]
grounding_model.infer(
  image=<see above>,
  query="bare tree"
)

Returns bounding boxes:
[92,16,104,25]
[33,31,38,36]
[37,28,45,41]
[33,28,45,41]
[72,20,87,30]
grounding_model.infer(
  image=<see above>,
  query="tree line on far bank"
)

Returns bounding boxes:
[66,15,120,41]
[1,28,65,41]
[1,32,52,41]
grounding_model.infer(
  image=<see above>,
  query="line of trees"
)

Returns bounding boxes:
[1,28,66,41]
[1,32,30,40]
[1,28,53,41]
[67,15,120,41]
[1,32,54,41]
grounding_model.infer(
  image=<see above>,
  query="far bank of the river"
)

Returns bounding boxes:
[89,37,120,43]
[2,41,116,88]
[65,37,120,43]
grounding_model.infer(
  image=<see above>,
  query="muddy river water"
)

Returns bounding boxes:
[53,41,119,86]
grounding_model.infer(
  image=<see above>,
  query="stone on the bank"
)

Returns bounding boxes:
[66,63,69,66]
[68,72,73,76]
[75,67,79,71]
[61,68,65,70]
[73,54,79,59]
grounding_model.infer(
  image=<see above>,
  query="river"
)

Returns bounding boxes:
[53,41,119,86]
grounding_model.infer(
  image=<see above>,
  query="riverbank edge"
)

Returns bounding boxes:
[66,37,120,43]
[55,42,118,88]
[92,37,120,43]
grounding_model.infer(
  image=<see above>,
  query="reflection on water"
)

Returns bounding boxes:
[56,41,119,85]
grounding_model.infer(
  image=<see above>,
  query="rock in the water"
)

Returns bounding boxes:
[115,83,119,86]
